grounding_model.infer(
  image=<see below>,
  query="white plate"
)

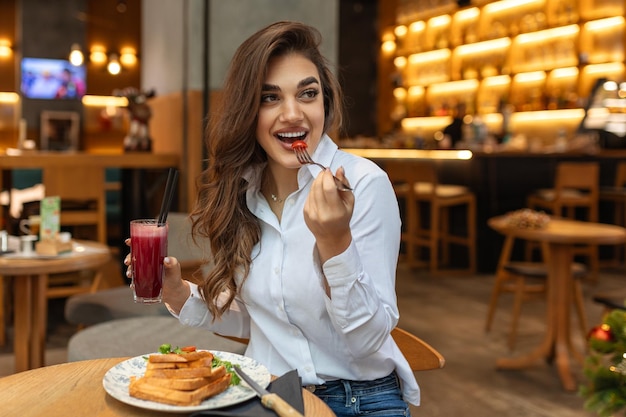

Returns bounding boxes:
[102,350,270,413]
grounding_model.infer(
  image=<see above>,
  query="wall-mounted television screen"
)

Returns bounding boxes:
[21,57,86,100]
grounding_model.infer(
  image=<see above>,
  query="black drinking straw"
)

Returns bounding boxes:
[157,168,178,226]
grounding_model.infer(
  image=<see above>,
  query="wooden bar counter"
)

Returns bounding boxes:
[344,147,626,272]
[0,149,179,169]
[0,150,181,246]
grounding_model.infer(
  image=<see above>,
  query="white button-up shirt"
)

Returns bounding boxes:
[173,134,420,405]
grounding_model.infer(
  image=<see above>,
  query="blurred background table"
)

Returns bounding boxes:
[0,240,110,372]
[488,216,626,390]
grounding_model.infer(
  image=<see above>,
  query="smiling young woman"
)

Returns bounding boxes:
[127,21,421,417]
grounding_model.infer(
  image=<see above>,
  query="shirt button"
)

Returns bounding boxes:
[273,267,280,275]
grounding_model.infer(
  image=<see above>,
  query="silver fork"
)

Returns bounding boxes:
[293,146,352,191]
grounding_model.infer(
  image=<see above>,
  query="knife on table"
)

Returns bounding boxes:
[233,365,305,417]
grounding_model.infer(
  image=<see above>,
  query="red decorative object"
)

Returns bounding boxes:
[588,324,614,343]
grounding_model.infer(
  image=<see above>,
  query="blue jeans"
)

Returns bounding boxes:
[308,372,411,417]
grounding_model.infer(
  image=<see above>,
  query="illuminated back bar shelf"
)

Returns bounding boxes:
[383,0,626,144]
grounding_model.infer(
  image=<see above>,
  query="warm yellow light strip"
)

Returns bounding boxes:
[456,38,510,55]
[514,71,546,83]
[484,0,543,14]
[428,15,451,28]
[408,86,425,97]
[512,109,585,123]
[429,79,479,95]
[0,92,19,103]
[482,75,511,87]
[401,116,452,129]
[409,21,426,33]
[516,24,579,44]
[585,16,624,32]
[454,7,479,22]
[82,95,128,107]
[345,148,473,160]
[483,113,503,125]
[583,62,625,75]
[408,49,451,64]
[550,67,578,79]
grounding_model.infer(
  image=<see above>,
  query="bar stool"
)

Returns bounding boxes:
[526,161,600,280]
[485,234,588,350]
[599,161,626,268]
[385,160,476,275]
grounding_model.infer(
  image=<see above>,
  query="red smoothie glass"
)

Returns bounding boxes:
[130,219,168,303]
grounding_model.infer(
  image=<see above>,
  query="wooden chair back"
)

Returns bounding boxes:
[218,327,445,372]
[43,166,107,244]
[553,162,599,221]
[391,327,445,371]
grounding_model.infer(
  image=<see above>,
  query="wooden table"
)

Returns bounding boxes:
[488,216,626,390]
[0,357,336,417]
[0,240,111,372]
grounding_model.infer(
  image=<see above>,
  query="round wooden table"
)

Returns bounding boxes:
[488,216,626,391]
[0,357,336,417]
[0,240,110,372]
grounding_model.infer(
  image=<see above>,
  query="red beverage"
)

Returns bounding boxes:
[130,219,168,303]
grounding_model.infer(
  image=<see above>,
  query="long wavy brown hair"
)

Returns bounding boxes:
[190,21,344,320]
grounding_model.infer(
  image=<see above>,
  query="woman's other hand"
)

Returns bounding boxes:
[304,166,354,263]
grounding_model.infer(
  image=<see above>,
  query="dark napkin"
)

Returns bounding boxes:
[189,369,304,417]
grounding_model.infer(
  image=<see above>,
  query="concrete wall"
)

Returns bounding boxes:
[141,0,339,95]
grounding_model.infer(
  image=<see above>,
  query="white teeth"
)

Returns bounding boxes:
[277,132,306,138]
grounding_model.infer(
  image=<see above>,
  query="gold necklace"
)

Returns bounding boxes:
[262,169,285,204]
[270,193,284,204]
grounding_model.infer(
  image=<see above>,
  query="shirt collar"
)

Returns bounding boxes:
[310,133,338,168]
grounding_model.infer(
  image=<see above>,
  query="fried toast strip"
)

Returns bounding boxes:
[148,350,213,363]
[139,377,210,391]
[144,366,214,379]
[129,373,231,406]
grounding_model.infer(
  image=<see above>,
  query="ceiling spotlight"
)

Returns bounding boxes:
[90,45,107,65]
[119,47,137,66]
[107,54,121,75]
[0,39,12,58]
[69,43,84,66]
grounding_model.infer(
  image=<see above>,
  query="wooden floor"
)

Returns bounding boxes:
[0,258,623,416]
[397,264,624,417]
